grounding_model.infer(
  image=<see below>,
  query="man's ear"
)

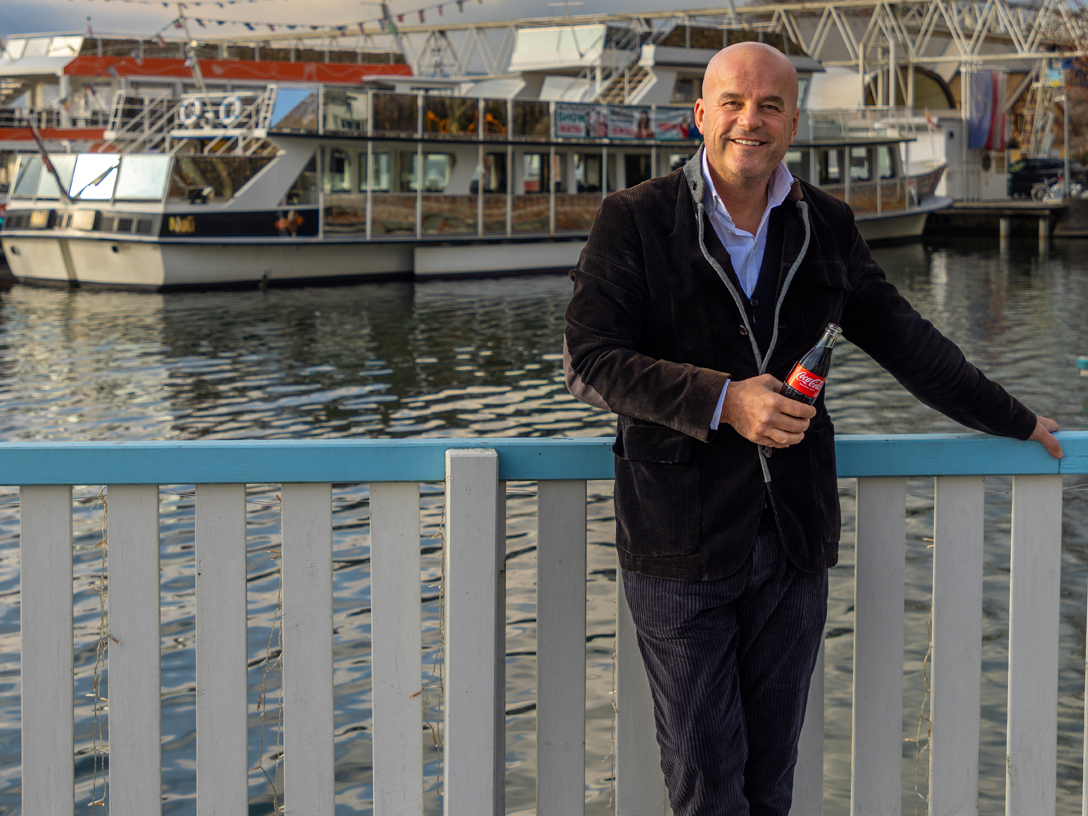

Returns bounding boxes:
[694,98,705,131]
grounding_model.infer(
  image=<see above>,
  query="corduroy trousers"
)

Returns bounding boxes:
[622,508,828,816]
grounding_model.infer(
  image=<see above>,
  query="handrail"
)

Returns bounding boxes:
[0,431,1083,484]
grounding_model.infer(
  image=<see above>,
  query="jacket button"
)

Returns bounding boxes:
[739,325,749,336]
[762,446,773,458]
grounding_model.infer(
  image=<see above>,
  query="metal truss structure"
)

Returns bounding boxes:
[246,0,1088,80]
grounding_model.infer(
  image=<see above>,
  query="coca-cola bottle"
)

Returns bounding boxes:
[780,323,842,404]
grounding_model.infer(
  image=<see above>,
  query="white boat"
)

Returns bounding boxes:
[0,52,948,290]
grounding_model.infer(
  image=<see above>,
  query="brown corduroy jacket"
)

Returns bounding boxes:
[564,150,1036,581]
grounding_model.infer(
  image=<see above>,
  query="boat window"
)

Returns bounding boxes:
[361,152,391,192]
[849,146,872,182]
[786,149,809,183]
[424,96,478,137]
[269,88,319,131]
[878,145,896,179]
[325,149,353,194]
[668,153,692,172]
[0,152,13,194]
[624,154,653,187]
[512,101,550,141]
[819,149,843,184]
[69,154,120,200]
[574,153,602,193]
[11,156,41,198]
[524,153,565,193]
[483,99,508,139]
[472,153,507,194]
[168,156,275,203]
[373,93,419,136]
[322,89,368,133]
[114,155,171,200]
[281,154,318,206]
[409,153,456,193]
[34,154,77,199]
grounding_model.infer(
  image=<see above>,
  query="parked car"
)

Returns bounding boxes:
[1008,157,1088,197]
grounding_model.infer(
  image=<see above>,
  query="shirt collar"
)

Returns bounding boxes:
[700,147,793,230]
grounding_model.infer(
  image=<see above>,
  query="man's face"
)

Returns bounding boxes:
[694,46,799,189]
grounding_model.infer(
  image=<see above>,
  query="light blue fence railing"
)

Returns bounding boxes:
[6,431,1088,815]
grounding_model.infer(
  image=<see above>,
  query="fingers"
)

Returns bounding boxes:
[1037,415,1060,433]
[1030,417,1063,460]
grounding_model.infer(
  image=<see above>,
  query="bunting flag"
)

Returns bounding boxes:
[95,0,482,39]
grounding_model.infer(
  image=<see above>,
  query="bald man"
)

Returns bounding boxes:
[565,43,1060,815]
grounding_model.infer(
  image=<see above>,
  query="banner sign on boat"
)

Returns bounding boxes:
[553,103,699,141]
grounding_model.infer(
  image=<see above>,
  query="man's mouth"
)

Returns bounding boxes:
[731,138,765,147]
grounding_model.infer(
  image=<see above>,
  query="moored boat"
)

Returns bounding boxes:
[0,79,948,290]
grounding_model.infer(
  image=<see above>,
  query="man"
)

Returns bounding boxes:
[564,43,1062,816]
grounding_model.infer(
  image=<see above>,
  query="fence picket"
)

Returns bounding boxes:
[929,476,984,815]
[20,485,74,816]
[370,482,424,816]
[281,483,334,816]
[536,480,587,816]
[195,484,249,816]
[1006,474,1063,816]
[106,484,162,816]
[444,449,505,816]
[616,568,668,816]
[851,477,905,816]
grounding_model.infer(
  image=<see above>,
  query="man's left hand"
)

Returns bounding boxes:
[1030,415,1063,459]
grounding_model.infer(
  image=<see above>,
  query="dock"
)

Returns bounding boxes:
[924,198,1088,239]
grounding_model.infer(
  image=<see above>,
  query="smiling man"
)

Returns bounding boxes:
[564,42,1061,815]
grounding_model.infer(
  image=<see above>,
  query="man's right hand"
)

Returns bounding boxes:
[720,374,817,448]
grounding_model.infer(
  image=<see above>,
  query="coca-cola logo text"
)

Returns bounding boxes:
[787,367,824,398]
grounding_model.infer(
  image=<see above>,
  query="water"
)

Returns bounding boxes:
[0,236,1087,814]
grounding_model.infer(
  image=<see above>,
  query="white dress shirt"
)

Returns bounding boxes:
[703,150,794,429]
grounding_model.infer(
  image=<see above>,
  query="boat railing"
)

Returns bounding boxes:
[7,432,1087,815]
[0,107,109,130]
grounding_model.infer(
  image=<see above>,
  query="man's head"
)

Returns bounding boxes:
[694,42,799,193]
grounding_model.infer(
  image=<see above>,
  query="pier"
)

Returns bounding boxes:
[6,432,1088,814]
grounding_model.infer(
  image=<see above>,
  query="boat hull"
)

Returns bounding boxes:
[855,196,952,243]
[1,235,586,290]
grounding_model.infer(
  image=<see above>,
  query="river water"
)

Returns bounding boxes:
[0,236,1086,815]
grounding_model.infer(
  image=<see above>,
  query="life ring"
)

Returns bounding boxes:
[179,98,204,127]
[219,95,244,127]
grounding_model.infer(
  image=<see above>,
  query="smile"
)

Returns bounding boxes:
[732,139,764,146]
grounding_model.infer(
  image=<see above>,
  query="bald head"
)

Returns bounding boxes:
[701,43,799,112]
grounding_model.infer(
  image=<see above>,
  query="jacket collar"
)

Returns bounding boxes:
[683,147,804,210]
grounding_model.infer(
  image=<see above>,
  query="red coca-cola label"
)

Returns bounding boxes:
[785,365,824,398]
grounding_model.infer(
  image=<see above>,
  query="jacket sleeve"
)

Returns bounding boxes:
[564,194,729,442]
[839,216,1037,440]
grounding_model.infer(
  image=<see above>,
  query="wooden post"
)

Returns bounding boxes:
[536,481,587,816]
[850,477,905,816]
[444,449,505,816]
[107,485,163,816]
[1006,475,1062,815]
[195,484,249,816]
[370,482,424,816]
[281,482,335,816]
[20,485,74,816]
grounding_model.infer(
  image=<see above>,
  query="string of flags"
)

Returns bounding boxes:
[79,0,484,35]
[73,0,288,6]
[168,0,484,35]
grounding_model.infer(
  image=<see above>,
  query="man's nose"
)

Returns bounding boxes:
[735,104,762,130]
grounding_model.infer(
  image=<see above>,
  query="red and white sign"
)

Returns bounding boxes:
[785,365,824,399]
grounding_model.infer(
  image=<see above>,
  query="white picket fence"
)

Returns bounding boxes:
[9,434,1087,815]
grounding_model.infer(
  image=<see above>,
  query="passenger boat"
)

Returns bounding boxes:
[0,84,948,290]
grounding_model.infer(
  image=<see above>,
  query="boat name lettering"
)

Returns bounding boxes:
[168,216,197,234]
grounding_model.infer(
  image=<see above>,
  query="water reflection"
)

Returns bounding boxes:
[0,236,1085,815]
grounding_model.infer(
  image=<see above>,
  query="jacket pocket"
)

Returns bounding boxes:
[613,424,702,557]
